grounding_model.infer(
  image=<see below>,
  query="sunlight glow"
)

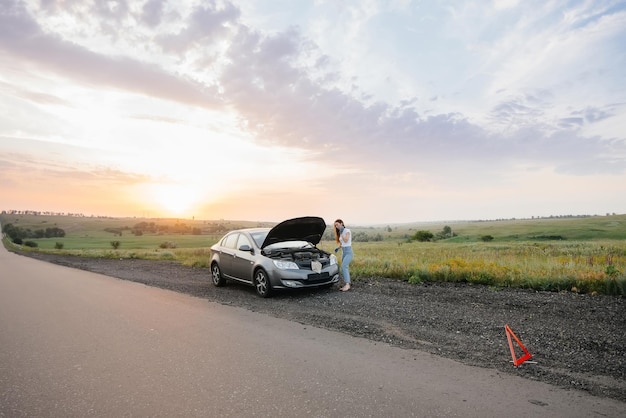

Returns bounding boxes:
[147,183,200,216]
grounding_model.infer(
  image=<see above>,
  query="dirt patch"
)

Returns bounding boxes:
[19,252,626,402]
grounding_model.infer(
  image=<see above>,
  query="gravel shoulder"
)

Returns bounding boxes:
[18,251,626,403]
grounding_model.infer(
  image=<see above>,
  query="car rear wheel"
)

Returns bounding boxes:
[253,269,272,298]
[211,262,226,287]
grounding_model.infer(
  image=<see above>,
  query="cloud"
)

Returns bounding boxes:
[576,106,617,124]
[0,80,70,106]
[156,2,240,53]
[198,1,625,180]
[140,0,166,27]
[0,0,221,109]
[216,18,625,176]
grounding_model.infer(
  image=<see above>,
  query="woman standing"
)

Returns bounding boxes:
[334,219,353,292]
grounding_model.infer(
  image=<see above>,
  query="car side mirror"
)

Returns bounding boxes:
[239,244,253,253]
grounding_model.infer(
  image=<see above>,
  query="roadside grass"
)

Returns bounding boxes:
[330,240,626,295]
[28,234,220,251]
[3,213,625,295]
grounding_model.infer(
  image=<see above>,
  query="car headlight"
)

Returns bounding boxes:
[330,254,337,266]
[273,260,299,270]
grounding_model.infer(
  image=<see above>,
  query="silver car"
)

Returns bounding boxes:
[210,216,340,297]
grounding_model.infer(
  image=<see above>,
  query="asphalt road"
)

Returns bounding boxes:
[1,244,625,417]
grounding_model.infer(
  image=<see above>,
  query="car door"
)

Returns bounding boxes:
[218,232,239,278]
[230,233,255,282]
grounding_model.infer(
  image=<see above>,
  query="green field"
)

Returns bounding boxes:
[2,212,625,295]
[375,215,626,242]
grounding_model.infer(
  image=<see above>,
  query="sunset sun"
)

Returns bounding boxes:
[148,184,199,217]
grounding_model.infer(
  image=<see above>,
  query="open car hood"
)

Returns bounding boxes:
[261,216,327,248]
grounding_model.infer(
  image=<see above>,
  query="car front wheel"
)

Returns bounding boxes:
[253,269,272,298]
[211,262,226,287]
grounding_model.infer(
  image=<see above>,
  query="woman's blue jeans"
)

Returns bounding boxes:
[340,246,353,284]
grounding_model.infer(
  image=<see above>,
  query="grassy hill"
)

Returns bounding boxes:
[353,214,626,242]
[409,215,626,242]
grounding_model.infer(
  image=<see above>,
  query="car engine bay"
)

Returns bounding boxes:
[263,247,334,269]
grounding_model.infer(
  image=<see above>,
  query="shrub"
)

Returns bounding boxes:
[110,241,121,249]
[352,232,384,242]
[353,231,370,242]
[481,235,494,242]
[159,241,177,249]
[24,240,38,248]
[605,264,621,277]
[54,242,64,249]
[435,226,457,240]
[2,223,65,240]
[408,270,429,284]
[412,230,434,242]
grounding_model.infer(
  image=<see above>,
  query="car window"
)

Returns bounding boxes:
[236,234,252,250]
[223,233,239,249]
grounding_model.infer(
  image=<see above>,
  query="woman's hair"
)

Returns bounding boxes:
[334,219,344,244]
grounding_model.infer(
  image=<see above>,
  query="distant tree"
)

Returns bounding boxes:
[44,227,65,237]
[435,225,456,240]
[105,227,125,236]
[2,223,25,241]
[413,230,434,242]
[133,222,158,234]
[110,240,121,249]
[353,231,370,242]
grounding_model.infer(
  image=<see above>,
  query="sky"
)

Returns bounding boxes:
[1,0,625,225]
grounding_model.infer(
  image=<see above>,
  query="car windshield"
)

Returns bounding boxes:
[250,231,269,247]
[264,240,313,251]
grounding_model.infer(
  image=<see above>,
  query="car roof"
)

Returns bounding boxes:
[230,227,270,234]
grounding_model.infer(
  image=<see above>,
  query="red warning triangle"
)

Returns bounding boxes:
[505,324,532,367]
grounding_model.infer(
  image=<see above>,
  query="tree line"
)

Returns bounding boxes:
[1,223,66,244]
